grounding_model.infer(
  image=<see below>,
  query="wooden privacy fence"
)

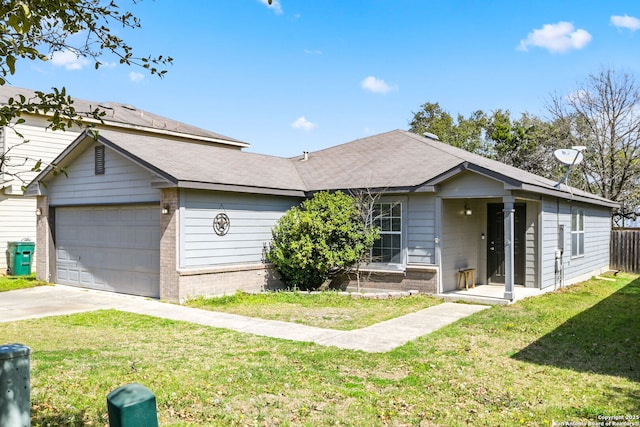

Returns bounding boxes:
[611,229,640,274]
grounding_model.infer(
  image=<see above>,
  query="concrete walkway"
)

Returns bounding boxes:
[0,285,489,353]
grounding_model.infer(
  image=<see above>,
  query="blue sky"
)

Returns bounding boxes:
[9,0,640,157]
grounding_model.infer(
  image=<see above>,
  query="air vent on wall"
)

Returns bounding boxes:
[95,145,105,175]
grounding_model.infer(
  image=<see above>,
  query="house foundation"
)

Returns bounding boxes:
[346,265,438,294]
[176,264,285,302]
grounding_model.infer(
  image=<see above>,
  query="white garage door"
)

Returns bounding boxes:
[55,205,160,298]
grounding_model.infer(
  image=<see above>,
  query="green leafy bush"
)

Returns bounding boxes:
[267,191,379,290]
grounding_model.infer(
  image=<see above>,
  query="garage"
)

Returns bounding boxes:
[55,205,160,298]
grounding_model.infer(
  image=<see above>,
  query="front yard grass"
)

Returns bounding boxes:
[0,273,637,426]
[185,291,442,330]
[0,273,50,292]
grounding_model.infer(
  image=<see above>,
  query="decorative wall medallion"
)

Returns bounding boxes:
[213,213,230,236]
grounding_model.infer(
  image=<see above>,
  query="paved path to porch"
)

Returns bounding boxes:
[0,285,489,353]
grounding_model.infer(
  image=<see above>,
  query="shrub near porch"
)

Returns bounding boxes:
[267,191,378,291]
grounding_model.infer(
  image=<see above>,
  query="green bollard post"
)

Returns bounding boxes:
[107,383,158,427]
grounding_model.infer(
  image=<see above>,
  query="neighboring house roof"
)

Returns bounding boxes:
[28,127,618,208]
[0,86,248,148]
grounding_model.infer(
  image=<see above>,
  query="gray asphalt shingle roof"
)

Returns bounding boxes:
[30,118,616,207]
[95,129,306,195]
[6,83,615,207]
[292,130,615,206]
[0,86,247,147]
[293,130,463,190]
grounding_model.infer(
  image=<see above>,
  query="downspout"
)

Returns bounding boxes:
[435,197,443,294]
[0,126,5,188]
[537,197,543,290]
[555,197,564,289]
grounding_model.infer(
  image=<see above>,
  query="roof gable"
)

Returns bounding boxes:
[28,129,307,197]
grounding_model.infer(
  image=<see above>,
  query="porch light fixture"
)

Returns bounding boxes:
[464,205,472,216]
[35,208,42,216]
[161,205,170,215]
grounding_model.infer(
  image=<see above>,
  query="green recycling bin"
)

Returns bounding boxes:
[6,241,35,276]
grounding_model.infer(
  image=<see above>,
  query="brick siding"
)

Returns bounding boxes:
[160,188,180,301]
[177,264,285,302]
[346,265,438,294]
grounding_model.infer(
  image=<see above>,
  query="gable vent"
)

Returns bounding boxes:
[95,146,105,175]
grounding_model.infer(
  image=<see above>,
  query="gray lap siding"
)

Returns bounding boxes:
[180,190,301,269]
[540,197,612,288]
[47,142,161,206]
[407,193,436,265]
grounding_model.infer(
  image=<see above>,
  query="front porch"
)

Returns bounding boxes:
[439,284,548,305]
[438,194,542,300]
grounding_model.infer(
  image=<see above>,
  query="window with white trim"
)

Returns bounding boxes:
[571,207,584,257]
[371,202,402,264]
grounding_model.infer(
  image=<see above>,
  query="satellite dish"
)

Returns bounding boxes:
[553,147,586,188]
[554,149,584,166]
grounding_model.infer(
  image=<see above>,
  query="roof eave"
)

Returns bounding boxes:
[13,108,250,148]
[172,181,306,197]
[421,161,618,208]
[519,183,619,208]
[94,119,250,148]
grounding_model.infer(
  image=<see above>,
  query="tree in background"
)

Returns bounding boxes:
[409,103,564,178]
[486,111,567,180]
[547,68,640,226]
[0,0,171,181]
[267,191,379,291]
[409,68,640,225]
[409,102,488,153]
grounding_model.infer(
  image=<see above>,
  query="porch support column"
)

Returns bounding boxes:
[503,197,515,301]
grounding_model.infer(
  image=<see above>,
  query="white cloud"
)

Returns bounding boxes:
[50,50,90,70]
[361,76,396,94]
[517,22,592,53]
[291,116,317,131]
[566,89,590,105]
[611,15,640,31]
[259,0,283,15]
[129,71,145,83]
[304,49,322,55]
